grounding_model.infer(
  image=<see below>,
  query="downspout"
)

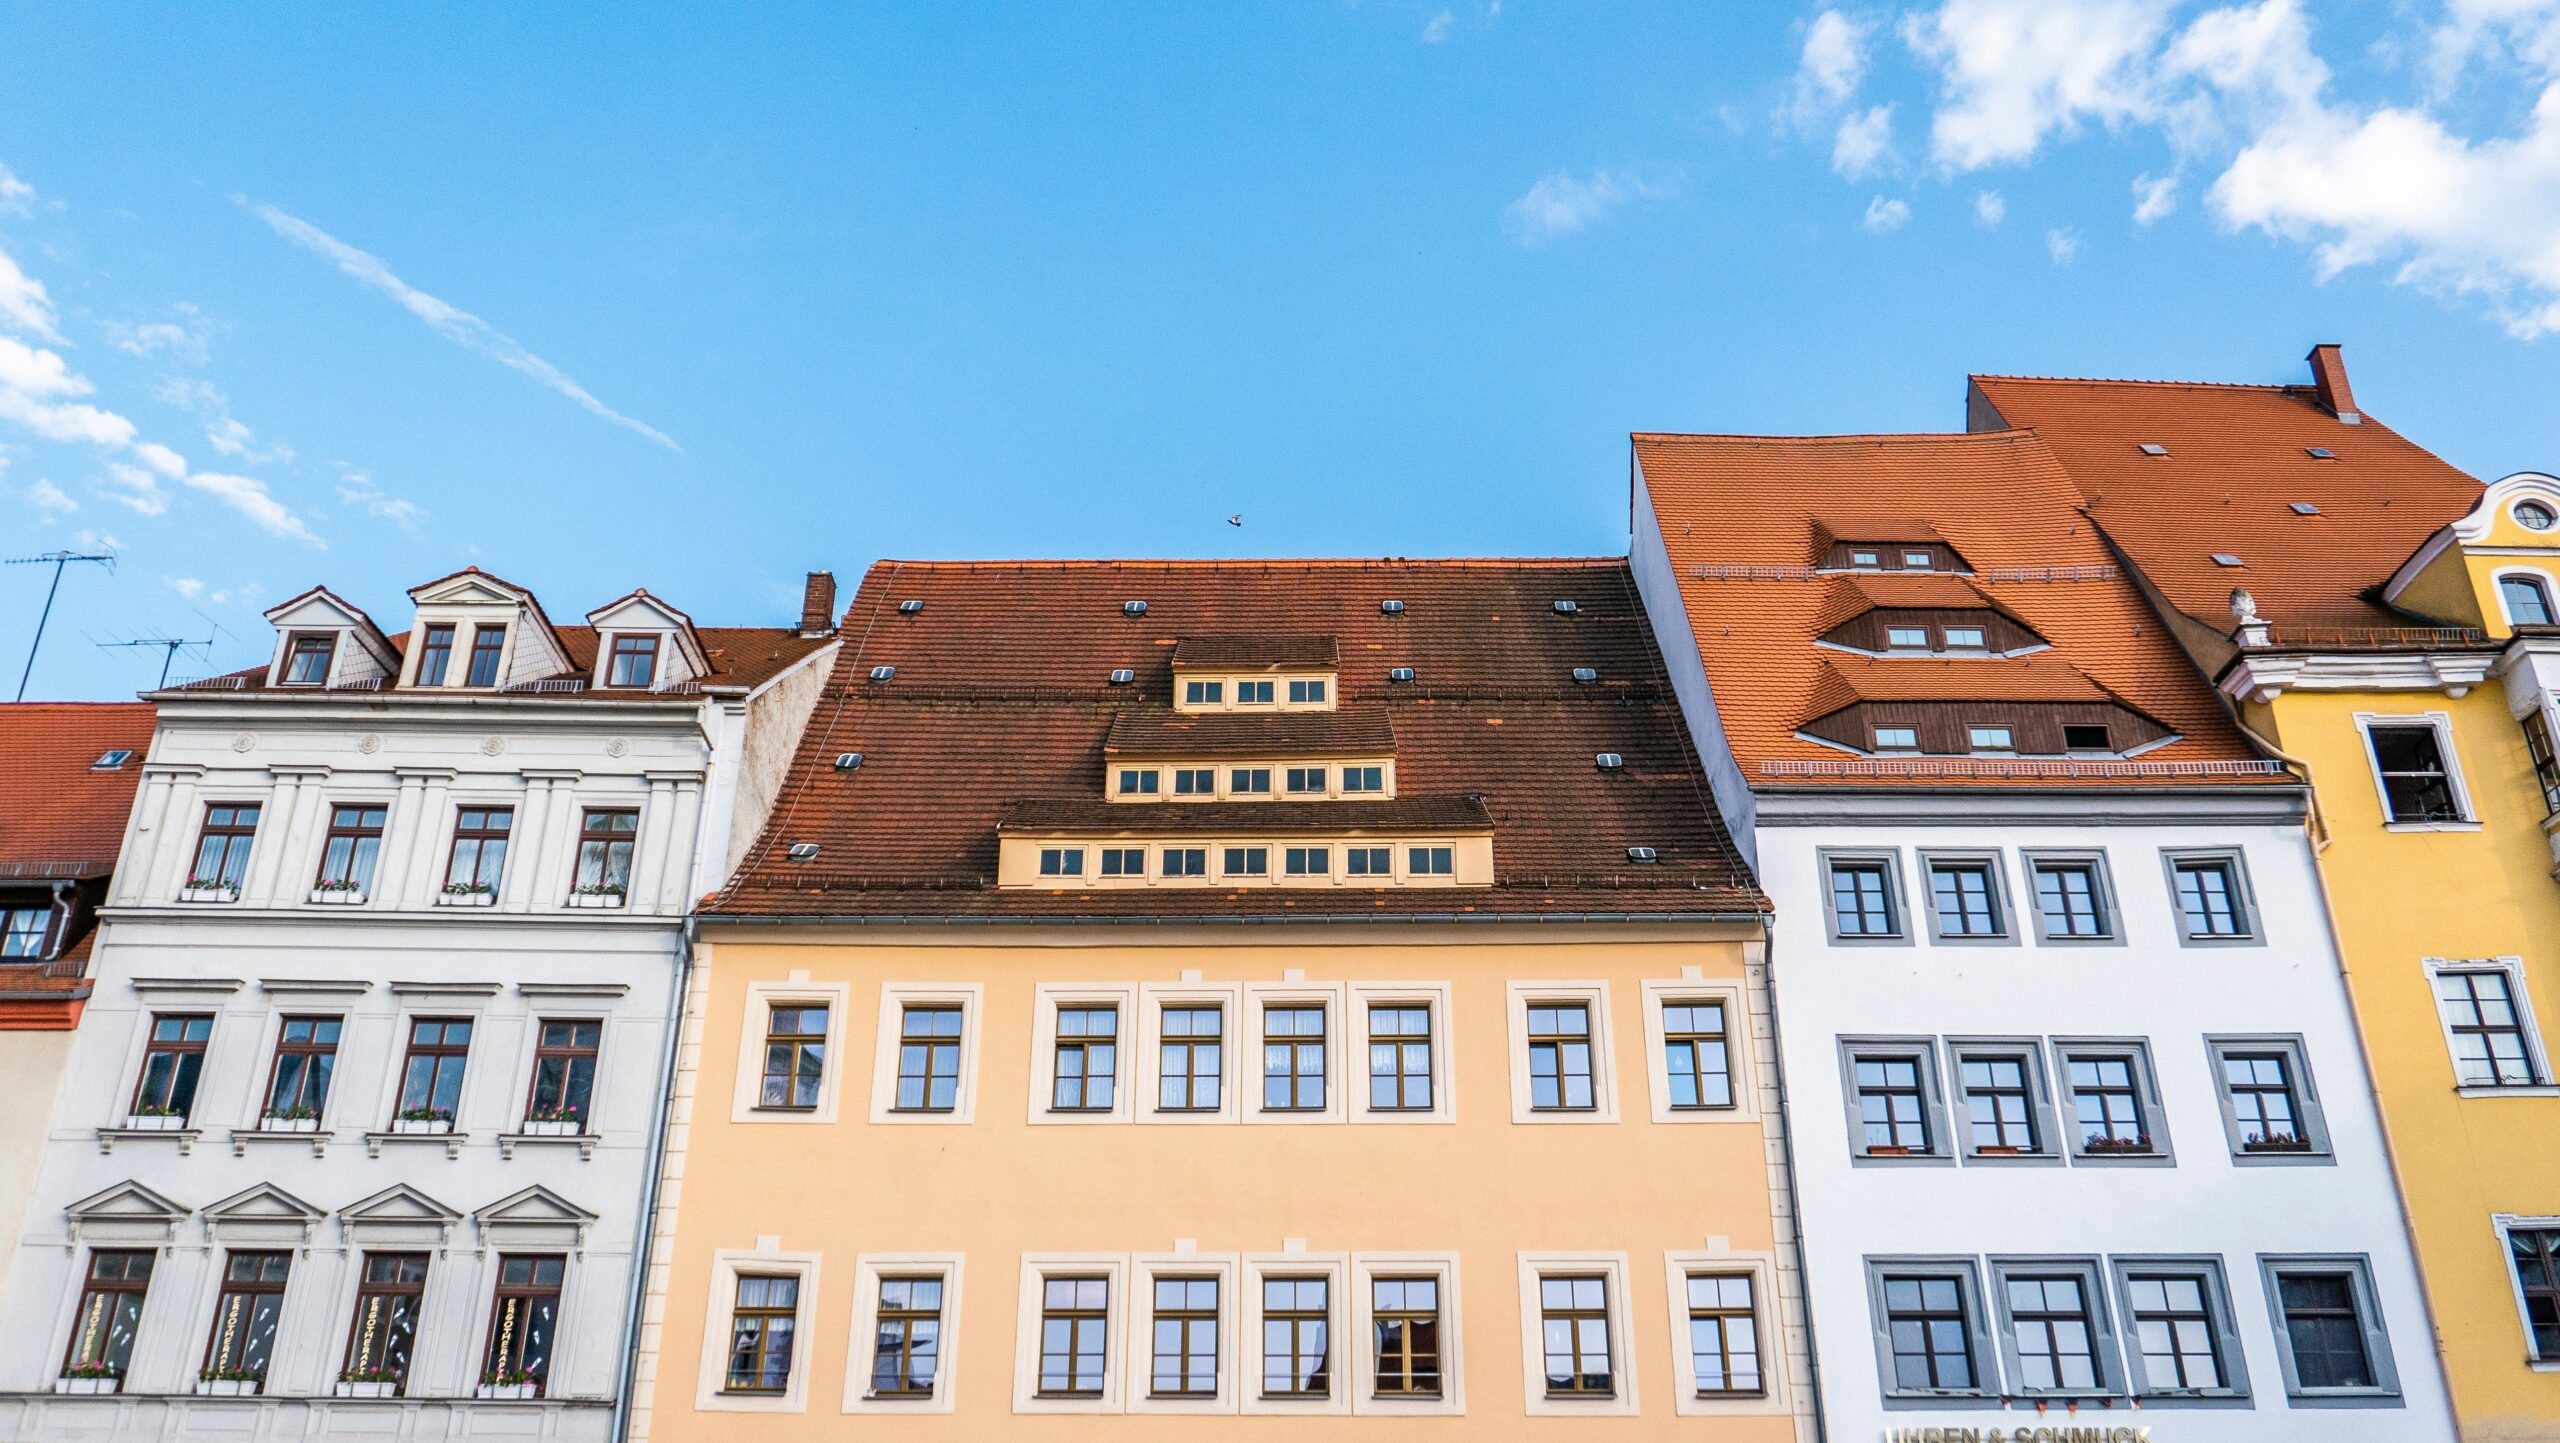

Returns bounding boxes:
[1758,911,1828,1443]
[611,914,694,1443]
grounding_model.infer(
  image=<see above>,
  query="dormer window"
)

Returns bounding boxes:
[1851,551,1880,567]
[415,624,456,686]
[1185,681,1224,706]
[1237,681,1274,704]
[1968,726,2015,753]
[2502,574,2555,627]
[1902,551,1933,570]
[282,633,337,687]
[1886,627,1929,650]
[466,626,508,687]
[2063,725,2112,752]
[1943,627,1987,650]
[1289,679,1327,704]
[607,634,661,689]
[1873,727,1919,752]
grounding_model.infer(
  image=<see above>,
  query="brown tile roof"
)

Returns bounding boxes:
[1969,374,2484,631]
[171,625,829,698]
[1635,430,2274,786]
[1170,635,1339,670]
[710,558,1765,919]
[0,703,155,875]
[1002,795,1493,835]
[1805,574,2029,635]
[1103,702,1395,758]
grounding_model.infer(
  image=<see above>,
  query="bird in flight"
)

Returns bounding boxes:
[1226,514,1243,527]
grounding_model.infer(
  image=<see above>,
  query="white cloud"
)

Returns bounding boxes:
[100,462,168,516]
[105,304,214,364]
[1975,188,2008,225]
[336,469,425,531]
[0,248,63,342]
[70,529,122,553]
[164,575,261,608]
[0,164,32,217]
[243,199,680,450]
[1422,9,1454,42]
[1864,195,1915,231]
[1798,11,1872,112]
[25,477,74,513]
[164,575,204,600]
[1902,0,2173,169]
[203,414,294,465]
[2048,225,2082,262]
[132,440,186,478]
[1834,105,1897,178]
[184,470,323,547]
[2163,0,2328,121]
[155,377,227,412]
[0,385,136,449]
[2133,171,2180,222]
[2429,0,2560,89]
[0,335,86,398]
[1503,169,1678,245]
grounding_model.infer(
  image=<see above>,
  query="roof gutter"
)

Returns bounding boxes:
[695,908,1770,929]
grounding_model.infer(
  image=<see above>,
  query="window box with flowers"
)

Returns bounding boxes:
[308,879,368,906]
[439,882,497,908]
[179,878,240,904]
[337,1366,400,1399]
[260,1105,323,1134]
[2082,1133,2154,1156]
[565,883,626,909]
[55,1362,120,1395]
[520,1105,584,1137]
[123,1104,189,1132]
[392,1107,455,1136]
[198,1366,263,1397]
[2242,1131,2315,1154]
[477,1365,542,1400]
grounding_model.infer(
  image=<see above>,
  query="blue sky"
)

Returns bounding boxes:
[5,1,2559,699]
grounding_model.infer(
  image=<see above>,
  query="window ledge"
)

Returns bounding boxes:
[96,1125,200,1155]
[2455,1084,2560,1099]
[229,1126,334,1159]
[497,1130,599,1161]
[2529,1358,2560,1374]
[2382,821,2482,833]
[363,1128,469,1160]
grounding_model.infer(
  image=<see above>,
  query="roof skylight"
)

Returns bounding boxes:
[2305,447,2335,460]
[1388,666,1416,683]
[787,843,820,861]
[2289,502,2321,515]
[898,599,924,614]
[1571,667,1598,684]
[833,752,863,770]
[1595,752,1624,771]
[1123,600,1148,616]
[1380,599,1405,614]
[868,665,896,681]
[91,749,132,770]
[1108,669,1135,685]
[2211,553,2244,568]
[1625,846,1658,863]
[2138,443,2169,457]
[1552,599,1580,615]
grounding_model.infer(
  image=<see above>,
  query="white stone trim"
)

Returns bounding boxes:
[2353,709,2479,829]
[1348,1250,1465,1416]
[2423,955,2554,1094]
[1660,1245,1791,1417]
[1242,981,1347,1124]
[1012,1252,1130,1413]
[730,980,851,1124]
[1638,975,1760,1124]
[1025,983,1138,1125]
[2491,1213,2560,1370]
[692,1244,821,1412]
[1239,1248,1352,1416]
[1513,1249,1638,1417]
[1503,980,1621,1124]
[1133,982,1244,1125]
[1125,1249,1241,1414]
[2491,564,2560,629]
[865,981,984,1124]
[840,1251,965,1413]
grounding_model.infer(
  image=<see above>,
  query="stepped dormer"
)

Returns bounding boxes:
[1169,635,1338,711]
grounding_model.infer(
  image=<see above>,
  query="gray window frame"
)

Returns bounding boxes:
[2160,848,2264,947]
[1987,1255,2124,1399]
[1918,850,2016,946]
[1819,848,1911,946]
[2204,1035,2334,1166]
[2106,1255,2250,1404]
[2256,1254,2403,1406]
[1948,1038,2062,1165]
[2021,849,2122,946]
[1838,1037,1954,1168]
[1863,1257,2000,1407]
[2053,1038,2175,1167]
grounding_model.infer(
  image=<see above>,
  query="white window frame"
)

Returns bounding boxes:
[1349,1250,1465,1417]
[2423,955,2557,1097]
[732,980,852,1125]
[1240,1250,1351,1416]
[842,1252,964,1413]
[867,982,985,1125]
[2493,566,2558,628]
[1013,1252,1130,1413]
[2354,710,2478,830]
[1662,1246,1791,1417]
[2492,1214,2560,1370]
[1347,982,1456,1124]
[1243,982,1347,1124]
[1638,977,1759,1124]
[1505,981,1620,1124]
[694,1244,822,1413]
[1514,1250,1639,1417]
[1127,1250,1242,1415]
[1027,984,1139,1125]
[1135,982,1243,1125]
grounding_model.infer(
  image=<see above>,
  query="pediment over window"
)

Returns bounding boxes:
[262,587,399,689]
[585,590,709,691]
[475,1184,598,1250]
[204,1182,326,1246]
[340,1182,463,1247]
[402,568,576,689]
[65,1179,188,1243]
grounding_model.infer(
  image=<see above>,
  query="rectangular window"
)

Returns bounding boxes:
[2065,1052,2153,1155]
[1927,858,2005,938]
[1850,550,1880,566]
[724,1274,800,1393]
[1960,1054,2040,1153]
[415,624,455,686]
[1873,726,1919,751]
[466,625,507,687]
[2003,1274,2102,1392]
[2273,1270,2377,1391]
[282,632,336,686]
[396,1017,473,1122]
[1886,626,1929,648]
[1854,1054,1932,1155]
[1039,847,1084,877]
[1968,726,2014,751]
[760,1005,828,1109]
[1285,766,1326,794]
[573,810,639,896]
[190,804,259,892]
[2063,723,2112,750]
[606,634,659,689]
[343,1253,429,1391]
[1828,857,1900,938]
[2508,1228,2560,1363]
[527,1019,601,1127]
[1159,1004,1223,1111]
[1262,1005,1325,1111]
[1262,1276,1330,1397]
[1118,768,1159,796]
[2530,713,2560,817]
[64,1250,154,1380]
[1283,846,1329,876]
[2218,1048,2319,1154]
[1346,846,1390,876]
[1408,846,1453,876]
[1052,1006,1118,1111]
[2030,858,2111,939]
[1150,1277,1220,1397]
[482,1254,565,1393]
[1341,765,1383,793]
[1945,626,1988,649]
[2125,1272,2226,1393]
[1526,1003,1595,1111]
[1,905,46,958]
[1100,847,1145,877]
[1372,1275,1443,1397]
[263,1015,341,1123]
[1184,680,1224,706]
[133,1013,213,1119]
[1882,1274,1976,1392]
[1039,1277,1111,1396]
[313,804,387,895]
[202,1251,290,1383]
[893,1005,964,1112]
[1662,1001,1733,1110]
[1288,679,1326,704]
[1237,680,1274,704]
[1687,1274,1762,1396]
[2434,968,2543,1086]
[2170,856,2250,940]
[2367,721,2464,822]
[1903,551,1934,568]
[1163,847,1207,878]
[1538,1275,1615,1397]
[1368,1005,1434,1111]
[869,1276,944,1398]
[1173,768,1215,795]
[1223,846,1268,877]
[1230,767,1272,794]
[443,807,512,896]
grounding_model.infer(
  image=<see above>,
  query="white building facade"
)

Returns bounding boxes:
[0,568,835,1442]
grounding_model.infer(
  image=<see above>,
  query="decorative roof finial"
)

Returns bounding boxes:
[2230,588,2271,647]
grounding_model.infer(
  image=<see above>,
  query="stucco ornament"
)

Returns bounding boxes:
[605,737,630,758]
[356,734,383,755]
[230,732,257,753]
[481,735,508,756]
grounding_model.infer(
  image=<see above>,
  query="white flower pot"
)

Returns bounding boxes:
[520,1119,581,1136]
[122,1114,188,1131]
[308,889,368,906]
[53,1377,118,1395]
[565,892,625,908]
[262,1115,322,1133]
[477,1382,539,1400]
[179,886,239,904]
[438,890,497,907]
[199,1377,260,1396]
[336,1380,397,1398]
[392,1117,454,1135]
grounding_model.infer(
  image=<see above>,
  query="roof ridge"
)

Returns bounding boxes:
[1633,429,2036,444]
[1972,373,2306,392]
[866,556,1630,572]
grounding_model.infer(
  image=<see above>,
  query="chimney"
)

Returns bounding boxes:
[2306,344,2361,424]
[799,571,837,637]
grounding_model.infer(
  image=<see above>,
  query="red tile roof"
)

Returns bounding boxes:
[710,558,1765,919]
[172,625,830,698]
[1170,636,1339,669]
[1001,795,1494,835]
[1969,374,2484,631]
[1635,430,2274,785]
[1103,702,1396,758]
[0,703,155,876]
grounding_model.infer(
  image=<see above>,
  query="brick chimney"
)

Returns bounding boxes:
[2306,344,2361,424]
[799,571,838,637]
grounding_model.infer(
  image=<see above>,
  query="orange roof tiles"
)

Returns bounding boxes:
[1170,636,1339,670]
[183,624,829,698]
[0,703,155,875]
[1635,430,2270,786]
[1103,702,1396,758]
[1970,374,2484,631]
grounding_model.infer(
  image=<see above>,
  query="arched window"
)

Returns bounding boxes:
[2501,573,2554,627]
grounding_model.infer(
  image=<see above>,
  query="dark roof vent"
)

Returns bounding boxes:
[1625,846,1658,863]
[91,749,133,770]
[869,665,896,681]
[898,599,924,614]
[833,752,863,770]
[786,842,820,861]
[1552,599,1580,615]
[1108,668,1135,685]
[1123,600,1148,616]
[1380,599,1405,614]
[1388,666,1416,683]
[1595,752,1624,771]
[1571,667,1598,684]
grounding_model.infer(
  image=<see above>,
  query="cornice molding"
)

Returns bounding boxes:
[2221,650,2496,704]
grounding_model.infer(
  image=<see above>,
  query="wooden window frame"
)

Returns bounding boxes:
[1525,1002,1596,1113]
[1259,1275,1331,1399]
[413,623,455,686]
[132,1013,213,1118]
[202,1250,291,1381]
[892,1004,965,1113]
[261,1014,341,1124]
[525,1017,602,1128]
[342,1251,430,1392]
[1537,1274,1617,1398]
[724,1273,803,1395]
[1050,1004,1119,1114]
[393,1016,473,1123]
[189,803,260,893]
[866,1274,946,1399]
[605,633,660,689]
[442,807,513,896]
[312,802,387,895]
[1037,1275,1113,1399]
[1158,1004,1224,1113]
[465,624,507,687]
[63,1248,155,1379]
[1147,1275,1221,1398]
[1260,1003,1327,1113]
[281,631,337,687]
[482,1254,566,1393]
[758,1003,830,1112]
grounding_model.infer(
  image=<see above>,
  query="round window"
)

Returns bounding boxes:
[2517,500,2557,531]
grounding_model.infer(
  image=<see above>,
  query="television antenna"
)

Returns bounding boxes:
[96,629,221,690]
[6,550,115,702]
